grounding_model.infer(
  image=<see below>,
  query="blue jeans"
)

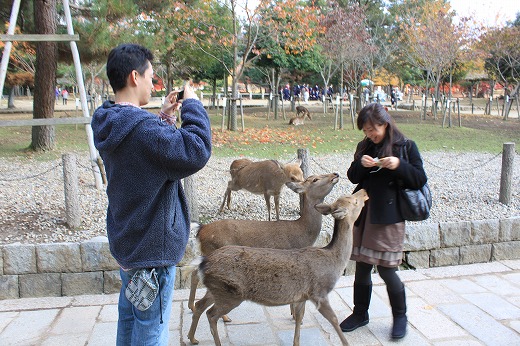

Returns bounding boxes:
[117,266,176,346]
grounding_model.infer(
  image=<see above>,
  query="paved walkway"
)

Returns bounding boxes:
[0,260,519,345]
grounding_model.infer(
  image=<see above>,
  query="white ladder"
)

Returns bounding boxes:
[0,0,103,189]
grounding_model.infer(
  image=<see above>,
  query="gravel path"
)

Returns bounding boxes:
[0,151,519,245]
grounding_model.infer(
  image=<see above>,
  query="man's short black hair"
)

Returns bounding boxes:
[106,44,154,93]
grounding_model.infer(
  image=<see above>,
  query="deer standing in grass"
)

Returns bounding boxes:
[189,173,340,318]
[187,189,369,346]
[219,159,304,221]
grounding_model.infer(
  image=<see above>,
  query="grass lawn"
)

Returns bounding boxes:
[0,104,518,161]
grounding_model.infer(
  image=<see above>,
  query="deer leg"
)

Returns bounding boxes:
[207,299,243,346]
[188,269,199,311]
[187,291,215,345]
[264,193,272,221]
[274,193,281,220]
[226,189,232,209]
[315,298,348,346]
[219,187,231,213]
[292,301,306,346]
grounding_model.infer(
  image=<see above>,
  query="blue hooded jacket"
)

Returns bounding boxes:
[91,99,212,269]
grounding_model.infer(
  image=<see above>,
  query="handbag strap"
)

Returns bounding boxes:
[397,140,410,188]
[399,139,409,163]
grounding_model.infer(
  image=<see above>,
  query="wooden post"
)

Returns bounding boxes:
[240,98,245,131]
[350,94,356,129]
[62,153,81,229]
[184,175,199,222]
[221,97,227,132]
[457,98,461,127]
[297,148,310,216]
[499,142,515,205]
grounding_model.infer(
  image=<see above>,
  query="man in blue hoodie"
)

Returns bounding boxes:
[91,43,212,345]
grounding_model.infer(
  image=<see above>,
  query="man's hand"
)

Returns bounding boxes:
[161,91,181,115]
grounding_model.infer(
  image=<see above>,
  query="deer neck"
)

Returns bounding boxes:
[324,218,354,266]
[297,194,324,234]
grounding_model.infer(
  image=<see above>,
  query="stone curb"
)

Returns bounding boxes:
[0,217,519,299]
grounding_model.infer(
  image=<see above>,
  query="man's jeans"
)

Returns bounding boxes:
[117,266,176,346]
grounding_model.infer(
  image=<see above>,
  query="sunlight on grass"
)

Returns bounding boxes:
[1,108,518,160]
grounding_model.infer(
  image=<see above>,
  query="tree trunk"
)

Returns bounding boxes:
[31,0,57,151]
[274,68,280,120]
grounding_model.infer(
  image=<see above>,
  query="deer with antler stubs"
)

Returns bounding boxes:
[189,173,340,317]
[187,189,369,346]
[219,159,304,221]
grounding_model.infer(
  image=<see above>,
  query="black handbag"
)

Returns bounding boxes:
[397,141,432,221]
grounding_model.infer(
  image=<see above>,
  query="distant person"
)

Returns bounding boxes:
[302,85,309,104]
[283,84,291,101]
[91,43,212,345]
[62,89,69,105]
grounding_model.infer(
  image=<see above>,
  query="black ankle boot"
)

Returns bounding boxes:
[340,284,372,332]
[388,286,407,339]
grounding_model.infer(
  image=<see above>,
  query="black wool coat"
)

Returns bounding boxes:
[347,139,427,225]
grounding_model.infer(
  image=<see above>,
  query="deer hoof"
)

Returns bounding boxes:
[222,315,232,323]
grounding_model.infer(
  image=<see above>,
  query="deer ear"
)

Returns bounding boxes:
[274,160,284,170]
[286,181,305,193]
[314,203,332,215]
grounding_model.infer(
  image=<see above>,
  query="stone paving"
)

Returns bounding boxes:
[0,260,519,345]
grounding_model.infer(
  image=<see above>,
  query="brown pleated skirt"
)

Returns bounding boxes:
[350,200,405,268]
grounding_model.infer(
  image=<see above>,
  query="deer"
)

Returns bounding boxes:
[296,105,312,120]
[188,173,340,319]
[289,106,312,125]
[219,159,304,221]
[187,189,369,346]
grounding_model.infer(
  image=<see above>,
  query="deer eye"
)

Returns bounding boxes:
[313,178,318,182]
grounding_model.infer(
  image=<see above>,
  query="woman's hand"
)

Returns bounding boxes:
[361,155,379,168]
[378,156,400,170]
[361,155,400,170]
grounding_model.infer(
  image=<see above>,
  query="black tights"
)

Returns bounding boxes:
[354,261,403,293]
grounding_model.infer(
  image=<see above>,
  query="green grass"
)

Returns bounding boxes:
[0,108,518,161]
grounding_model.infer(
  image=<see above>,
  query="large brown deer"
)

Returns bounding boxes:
[219,159,304,221]
[187,189,369,346]
[189,173,340,316]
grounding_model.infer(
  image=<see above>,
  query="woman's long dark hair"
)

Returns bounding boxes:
[354,103,405,159]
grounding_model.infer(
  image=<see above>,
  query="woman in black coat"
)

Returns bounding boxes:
[341,103,427,339]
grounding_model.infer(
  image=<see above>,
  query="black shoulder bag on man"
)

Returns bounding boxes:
[397,141,432,221]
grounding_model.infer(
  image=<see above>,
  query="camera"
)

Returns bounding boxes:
[177,90,184,101]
